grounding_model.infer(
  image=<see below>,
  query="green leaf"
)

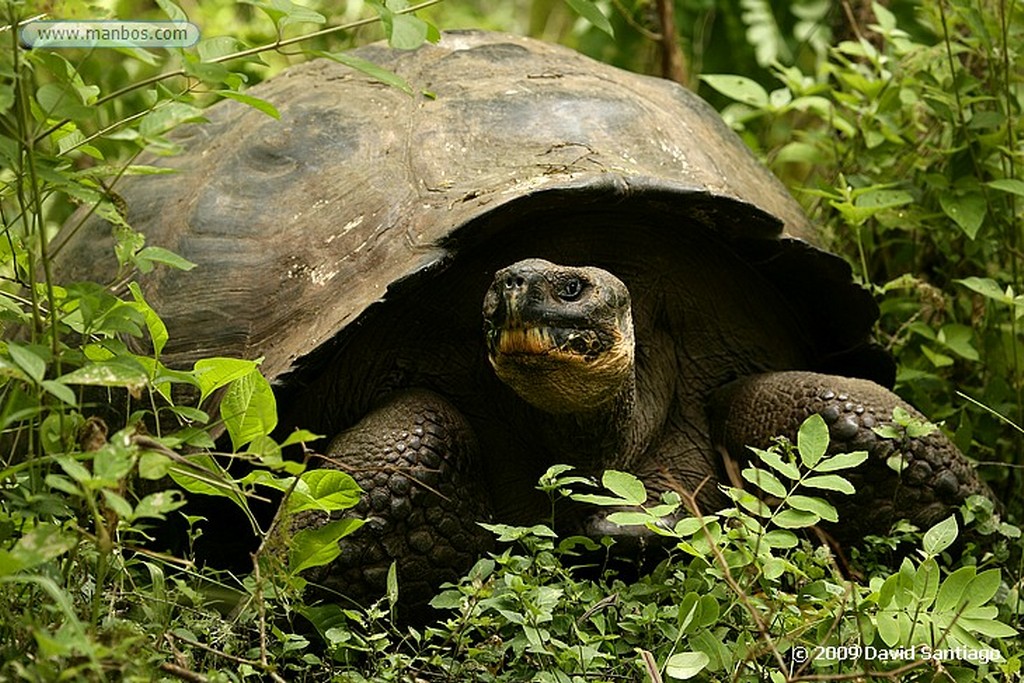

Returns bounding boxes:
[923,515,958,556]
[939,192,986,239]
[138,451,172,479]
[751,446,800,480]
[101,489,134,519]
[965,569,1002,608]
[665,651,710,680]
[386,561,399,605]
[741,467,788,497]
[289,519,363,575]
[563,0,614,36]
[134,246,196,272]
[954,617,1018,638]
[8,343,46,383]
[59,361,148,392]
[222,369,277,450]
[797,414,829,468]
[193,357,261,405]
[813,450,869,472]
[128,282,169,357]
[763,530,799,548]
[772,509,820,529]
[217,90,281,119]
[169,453,251,521]
[287,470,361,514]
[801,474,855,494]
[0,524,77,576]
[41,380,77,406]
[605,511,655,526]
[316,51,413,95]
[602,470,646,506]
[280,429,323,448]
[700,74,769,107]
[876,609,901,646]
[914,557,940,607]
[387,13,430,50]
[786,495,838,523]
[986,178,1024,197]
[956,277,1011,304]
[935,566,975,615]
[133,490,185,520]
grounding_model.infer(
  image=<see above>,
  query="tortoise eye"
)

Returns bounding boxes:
[558,277,585,301]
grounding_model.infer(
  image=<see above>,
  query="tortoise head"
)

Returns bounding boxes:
[483,259,635,414]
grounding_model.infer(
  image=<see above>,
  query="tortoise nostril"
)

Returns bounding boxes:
[505,275,526,290]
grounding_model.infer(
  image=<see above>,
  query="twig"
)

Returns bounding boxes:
[159,662,208,683]
[655,0,688,87]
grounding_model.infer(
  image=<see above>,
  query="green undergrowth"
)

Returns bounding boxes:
[1,0,1023,681]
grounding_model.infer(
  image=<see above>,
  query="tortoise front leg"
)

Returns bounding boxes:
[708,371,990,540]
[298,389,493,618]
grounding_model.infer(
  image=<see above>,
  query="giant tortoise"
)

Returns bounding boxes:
[54,31,989,608]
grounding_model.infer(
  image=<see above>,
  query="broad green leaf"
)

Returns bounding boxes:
[801,474,855,494]
[773,509,819,529]
[763,556,787,580]
[876,610,901,646]
[701,74,769,107]
[193,357,261,405]
[675,593,700,633]
[41,380,77,406]
[387,13,430,50]
[914,557,940,607]
[8,343,46,383]
[0,524,77,575]
[169,453,251,521]
[138,451,172,479]
[797,414,829,467]
[602,470,647,506]
[133,490,185,519]
[93,443,135,484]
[955,617,1017,638]
[128,282,169,357]
[280,429,323,448]
[751,446,800,480]
[563,0,614,36]
[101,489,134,519]
[665,651,710,679]
[955,277,1011,303]
[786,495,838,523]
[986,178,1024,196]
[965,569,1003,608]
[939,192,986,239]
[605,511,655,526]
[139,101,205,138]
[59,361,148,391]
[728,488,771,517]
[813,450,869,472]
[763,530,798,548]
[741,466,788,497]
[923,515,958,556]
[289,519,363,575]
[216,90,281,119]
[287,469,361,514]
[222,369,277,450]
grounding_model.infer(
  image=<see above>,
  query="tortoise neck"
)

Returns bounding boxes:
[538,370,643,469]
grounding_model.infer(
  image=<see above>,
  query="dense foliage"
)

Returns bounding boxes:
[0,0,1021,681]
